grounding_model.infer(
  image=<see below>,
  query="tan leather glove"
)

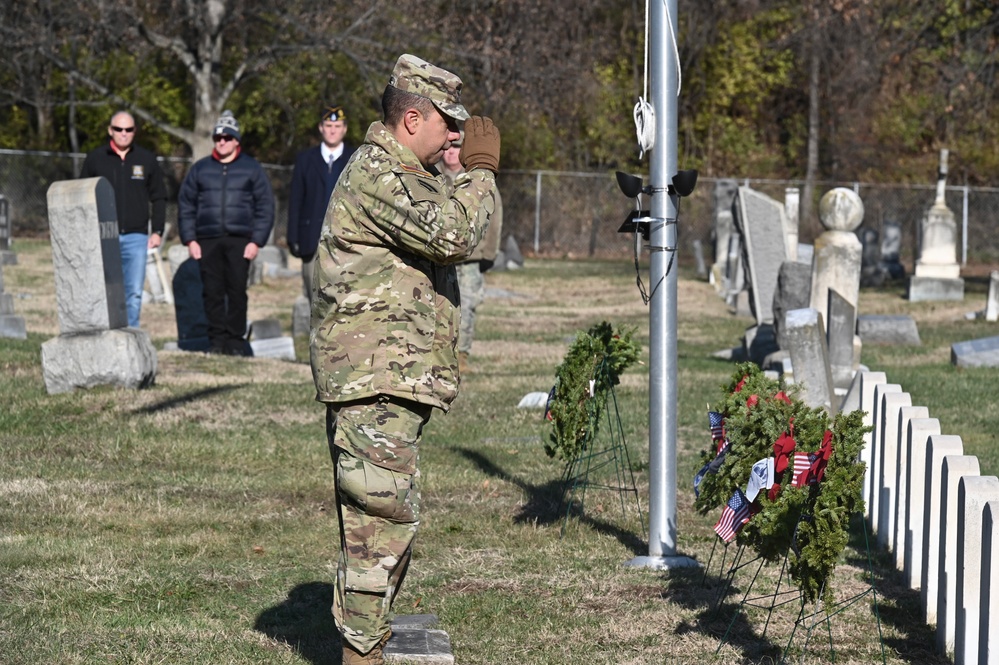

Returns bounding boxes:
[460,116,501,173]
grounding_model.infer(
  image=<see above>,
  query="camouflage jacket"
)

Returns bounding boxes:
[310,121,498,411]
[441,166,503,265]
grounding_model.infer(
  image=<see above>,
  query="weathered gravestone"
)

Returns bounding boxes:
[734,187,789,363]
[772,260,812,351]
[951,335,999,368]
[384,614,455,664]
[826,289,857,391]
[981,502,999,665]
[955,475,999,665]
[857,314,921,346]
[910,149,964,302]
[921,435,964,625]
[171,256,211,352]
[292,294,310,338]
[986,270,999,323]
[783,308,834,412]
[858,227,884,287]
[248,317,295,360]
[41,178,157,394]
[937,455,981,656]
[0,261,27,339]
[880,220,905,280]
[710,179,739,291]
[0,194,16,266]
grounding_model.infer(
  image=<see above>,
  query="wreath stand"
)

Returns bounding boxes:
[710,512,888,664]
[558,361,645,538]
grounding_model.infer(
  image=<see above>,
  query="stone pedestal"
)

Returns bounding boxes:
[809,188,863,326]
[41,328,157,394]
[908,275,964,302]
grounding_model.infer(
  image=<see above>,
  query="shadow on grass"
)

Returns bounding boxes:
[129,384,245,415]
[456,447,647,555]
[840,514,951,665]
[253,581,342,665]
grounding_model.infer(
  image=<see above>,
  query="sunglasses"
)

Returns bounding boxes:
[110,126,135,133]
[213,135,236,143]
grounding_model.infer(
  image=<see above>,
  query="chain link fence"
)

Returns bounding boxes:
[3,149,998,267]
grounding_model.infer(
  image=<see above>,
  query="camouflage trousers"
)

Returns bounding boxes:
[326,397,432,653]
[456,262,484,355]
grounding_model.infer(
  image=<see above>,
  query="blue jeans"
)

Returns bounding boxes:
[119,233,148,328]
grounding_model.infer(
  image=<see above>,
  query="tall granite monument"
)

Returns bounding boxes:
[41,178,157,394]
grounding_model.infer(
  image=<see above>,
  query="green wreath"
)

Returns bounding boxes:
[545,322,641,462]
[695,363,869,606]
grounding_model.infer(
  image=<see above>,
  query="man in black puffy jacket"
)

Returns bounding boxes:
[178,110,275,355]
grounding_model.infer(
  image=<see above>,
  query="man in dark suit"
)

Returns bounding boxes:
[287,105,356,299]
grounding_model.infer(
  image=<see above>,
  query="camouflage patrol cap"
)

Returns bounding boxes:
[389,54,470,122]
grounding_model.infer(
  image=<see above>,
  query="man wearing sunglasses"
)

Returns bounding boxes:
[80,111,167,329]
[178,110,275,356]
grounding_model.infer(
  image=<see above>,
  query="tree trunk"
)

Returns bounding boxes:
[802,30,821,235]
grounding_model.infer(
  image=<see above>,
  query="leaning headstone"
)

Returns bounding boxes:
[951,335,999,368]
[986,270,999,323]
[904,417,940,590]
[171,256,211,352]
[857,314,921,345]
[922,435,965,624]
[292,295,310,338]
[734,186,790,326]
[910,149,964,302]
[783,308,834,412]
[809,188,863,327]
[0,262,27,339]
[826,288,857,391]
[0,194,15,265]
[772,260,812,351]
[955,475,999,665]
[711,179,739,290]
[936,454,980,656]
[981,502,999,665]
[41,178,156,394]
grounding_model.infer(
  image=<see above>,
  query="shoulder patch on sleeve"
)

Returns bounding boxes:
[396,170,446,206]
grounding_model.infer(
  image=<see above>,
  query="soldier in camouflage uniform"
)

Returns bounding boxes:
[310,53,501,665]
[437,132,503,374]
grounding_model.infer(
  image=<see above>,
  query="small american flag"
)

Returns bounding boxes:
[791,451,818,487]
[709,411,725,441]
[714,489,751,542]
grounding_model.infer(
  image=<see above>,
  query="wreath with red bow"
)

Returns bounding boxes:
[694,363,869,605]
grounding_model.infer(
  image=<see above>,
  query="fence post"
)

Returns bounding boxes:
[962,185,968,266]
[534,171,542,254]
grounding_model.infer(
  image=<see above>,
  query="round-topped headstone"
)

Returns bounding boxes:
[818,187,864,232]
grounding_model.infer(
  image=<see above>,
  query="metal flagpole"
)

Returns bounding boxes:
[627,0,698,570]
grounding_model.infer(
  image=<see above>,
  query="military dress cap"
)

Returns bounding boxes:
[389,54,470,122]
[322,105,347,123]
